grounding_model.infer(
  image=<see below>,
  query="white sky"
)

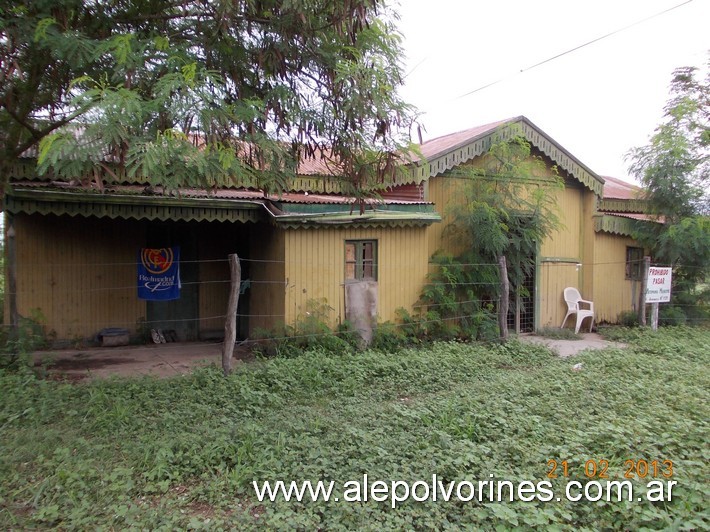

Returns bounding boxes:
[397,0,709,183]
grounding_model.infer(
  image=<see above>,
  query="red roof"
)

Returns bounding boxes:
[417,118,514,161]
[601,175,643,200]
[10,181,430,206]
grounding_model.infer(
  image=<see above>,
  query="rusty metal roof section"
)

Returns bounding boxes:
[601,175,644,200]
[598,175,649,215]
[594,176,658,235]
[409,116,605,196]
[5,181,439,228]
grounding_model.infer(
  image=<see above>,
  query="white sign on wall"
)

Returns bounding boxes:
[646,267,672,303]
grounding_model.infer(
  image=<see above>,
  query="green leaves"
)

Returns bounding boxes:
[626,58,710,318]
[2,0,416,196]
[425,128,563,338]
[1,328,708,528]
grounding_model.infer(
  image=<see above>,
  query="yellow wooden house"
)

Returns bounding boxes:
[4,116,648,344]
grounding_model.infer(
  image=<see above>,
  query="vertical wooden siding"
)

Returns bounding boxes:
[197,221,242,334]
[248,224,286,332]
[539,186,583,260]
[593,233,641,323]
[427,167,594,330]
[13,213,146,340]
[538,262,580,328]
[283,226,429,327]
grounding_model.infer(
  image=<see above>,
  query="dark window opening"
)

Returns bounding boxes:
[626,247,643,280]
[345,240,377,281]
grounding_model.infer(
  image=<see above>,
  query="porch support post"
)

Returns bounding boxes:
[639,256,650,326]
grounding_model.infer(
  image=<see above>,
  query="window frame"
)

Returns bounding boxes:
[625,246,644,281]
[344,240,377,282]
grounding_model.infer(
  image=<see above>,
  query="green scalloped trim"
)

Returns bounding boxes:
[594,215,637,236]
[410,118,605,196]
[5,190,263,224]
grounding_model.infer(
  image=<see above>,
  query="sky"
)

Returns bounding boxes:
[396,0,709,183]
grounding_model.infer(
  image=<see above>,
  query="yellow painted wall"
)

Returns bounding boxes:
[248,223,286,332]
[283,226,429,327]
[196,221,240,334]
[593,233,642,323]
[426,163,596,330]
[537,184,595,328]
[11,213,146,340]
[539,185,583,260]
[538,262,582,328]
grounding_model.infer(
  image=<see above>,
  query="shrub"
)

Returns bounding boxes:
[617,310,639,327]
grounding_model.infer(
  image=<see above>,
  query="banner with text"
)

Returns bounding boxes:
[137,247,181,301]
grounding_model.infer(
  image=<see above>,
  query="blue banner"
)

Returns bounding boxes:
[137,247,181,301]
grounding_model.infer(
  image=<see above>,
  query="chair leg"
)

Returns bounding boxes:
[561,312,572,329]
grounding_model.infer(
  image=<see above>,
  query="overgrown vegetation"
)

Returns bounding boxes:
[251,299,359,357]
[627,57,710,325]
[2,0,416,199]
[419,128,563,340]
[1,327,707,529]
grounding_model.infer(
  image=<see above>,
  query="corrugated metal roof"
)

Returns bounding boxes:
[604,212,657,221]
[601,175,643,200]
[408,116,605,196]
[415,118,514,161]
[9,181,431,206]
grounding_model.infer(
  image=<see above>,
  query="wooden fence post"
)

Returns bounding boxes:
[222,254,241,376]
[651,302,659,331]
[6,213,19,338]
[639,256,650,326]
[498,255,509,342]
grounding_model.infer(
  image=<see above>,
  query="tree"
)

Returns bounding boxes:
[626,58,710,323]
[420,127,563,340]
[0,0,416,198]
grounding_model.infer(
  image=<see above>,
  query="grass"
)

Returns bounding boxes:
[1,327,708,529]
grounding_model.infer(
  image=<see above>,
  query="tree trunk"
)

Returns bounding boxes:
[222,254,241,376]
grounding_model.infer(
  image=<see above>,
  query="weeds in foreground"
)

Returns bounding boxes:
[0,327,708,529]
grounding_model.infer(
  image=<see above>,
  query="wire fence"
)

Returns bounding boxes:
[1,256,707,348]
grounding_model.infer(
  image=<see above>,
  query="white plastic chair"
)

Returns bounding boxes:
[561,287,594,333]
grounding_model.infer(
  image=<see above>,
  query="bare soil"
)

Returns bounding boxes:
[32,341,253,381]
[30,333,624,382]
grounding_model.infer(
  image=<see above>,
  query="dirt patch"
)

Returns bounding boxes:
[32,341,252,381]
[519,332,627,357]
[41,356,136,370]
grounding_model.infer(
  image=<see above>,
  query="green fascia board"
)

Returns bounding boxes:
[272,210,441,228]
[273,201,438,215]
[5,188,265,224]
[409,116,605,196]
[594,214,639,236]
[598,198,648,214]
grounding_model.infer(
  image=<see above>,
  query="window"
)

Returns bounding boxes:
[626,247,644,280]
[345,240,377,281]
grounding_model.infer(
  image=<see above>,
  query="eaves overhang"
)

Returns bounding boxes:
[268,210,441,229]
[594,214,659,237]
[4,188,266,224]
[410,116,605,196]
[4,187,441,229]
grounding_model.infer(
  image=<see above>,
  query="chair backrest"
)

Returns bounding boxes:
[563,287,582,311]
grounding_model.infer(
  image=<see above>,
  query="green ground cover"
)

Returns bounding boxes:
[1,327,708,530]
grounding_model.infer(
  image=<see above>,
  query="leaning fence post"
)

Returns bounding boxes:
[498,255,509,341]
[639,256,650,326]
[222,254,241,376]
